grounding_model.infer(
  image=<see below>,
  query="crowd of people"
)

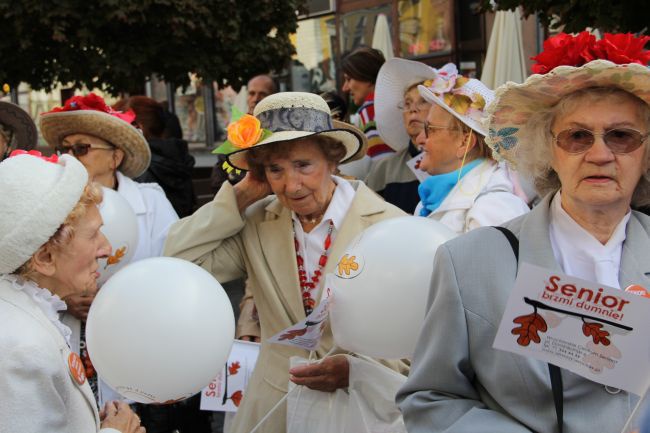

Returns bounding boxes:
[1,30,649,433]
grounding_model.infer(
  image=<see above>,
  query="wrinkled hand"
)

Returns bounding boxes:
[289,355,349,392]
[233,172,272,212]
[62,293,96,322]
[100,401,145,433]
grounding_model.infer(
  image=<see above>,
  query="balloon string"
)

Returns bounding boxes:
[249,348,339,433]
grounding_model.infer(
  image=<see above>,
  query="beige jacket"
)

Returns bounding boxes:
[164,180,407,433]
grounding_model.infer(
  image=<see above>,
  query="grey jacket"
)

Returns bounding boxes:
[397,194,650,433]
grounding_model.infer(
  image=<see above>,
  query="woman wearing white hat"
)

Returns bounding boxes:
[0,100,38,160]
[0,151,143,433]
[164,92,407,433]
[398,32,650,433]
[413,68,529,233]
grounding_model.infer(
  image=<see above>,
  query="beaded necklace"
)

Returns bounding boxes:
[294,220,334,315]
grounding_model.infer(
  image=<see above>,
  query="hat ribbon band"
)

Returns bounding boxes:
[257,107,332,133]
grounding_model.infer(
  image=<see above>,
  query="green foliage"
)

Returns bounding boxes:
[0,0,304,94]
[478,0,648,34]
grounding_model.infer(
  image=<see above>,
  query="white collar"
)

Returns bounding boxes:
[291,175,356,230]
[116,171,146,214]
[1,274,72,344]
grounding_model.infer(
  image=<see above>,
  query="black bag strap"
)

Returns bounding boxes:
[493,226,564,433]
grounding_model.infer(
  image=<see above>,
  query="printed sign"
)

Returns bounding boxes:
[406,154,429,183]
[200,340,260,412]
[268,286,332,351]
[493,263,650,395]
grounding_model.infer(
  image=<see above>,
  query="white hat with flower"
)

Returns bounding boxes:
[417,65,495,136]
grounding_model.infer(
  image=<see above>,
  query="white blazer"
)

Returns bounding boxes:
[414,160,530,234]
[116,171,178,262]
[0,278,119,433]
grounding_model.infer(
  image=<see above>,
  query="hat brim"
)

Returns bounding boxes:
[227,128,364,171]
[485,60,650,167]
[375,59,438,151]
[40,110,151,178]
[418,85,488,137]
[0,101,38,150]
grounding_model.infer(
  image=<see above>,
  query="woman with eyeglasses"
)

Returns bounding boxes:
[39,93,178,413]
[413,71,529,234]
[398,33,650,433]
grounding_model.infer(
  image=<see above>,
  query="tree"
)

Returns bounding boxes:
[478,0,648,34]
[0,0,304,94]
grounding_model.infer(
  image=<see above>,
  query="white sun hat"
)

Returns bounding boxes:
[227,92,365,171]
[375,58,441,151]
[0,152,88,274]
[418,66,495,137]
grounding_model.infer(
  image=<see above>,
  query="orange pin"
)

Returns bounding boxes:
[624,284,650,298]
[68,352,86,386]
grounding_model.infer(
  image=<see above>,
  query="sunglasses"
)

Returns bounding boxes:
[552,128,649,154]
[56,142,115,157]
[423,121,457,139]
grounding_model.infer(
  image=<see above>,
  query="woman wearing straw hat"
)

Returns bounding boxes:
[0,151,144,433]
[398,32,650,433]
[366,58,445,213]
[164,92,407,433]
[413,67,529,234]
[0,100,38,160]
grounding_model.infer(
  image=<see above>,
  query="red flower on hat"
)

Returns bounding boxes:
[531,31,596,74]
[531,32,650,74]
[47,92,136,124]
[9,149,59,163]
[593,33,650,66]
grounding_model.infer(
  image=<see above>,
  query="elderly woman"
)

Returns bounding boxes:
[164,92,407,433]
[0,151,143,433]
[397,32,650,433]
[0,100,38,160]
[412,67,529,233]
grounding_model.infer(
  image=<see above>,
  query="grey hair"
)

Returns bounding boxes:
[518,87,650,207]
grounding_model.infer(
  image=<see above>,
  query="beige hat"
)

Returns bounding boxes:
[40,93,151,178]
[227,92,364,171]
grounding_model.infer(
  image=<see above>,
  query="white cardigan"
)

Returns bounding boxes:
[414,160,530,234]
[0,277,119,433]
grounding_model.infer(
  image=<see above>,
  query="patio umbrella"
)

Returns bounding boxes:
[372,13,394,59]
[480,8,527,88]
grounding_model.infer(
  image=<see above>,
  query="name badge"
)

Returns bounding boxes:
[68,352,86,386]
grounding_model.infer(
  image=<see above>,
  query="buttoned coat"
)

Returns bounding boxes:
[164,180,407,433]
[397,194,649,433]
[0,278,112,433]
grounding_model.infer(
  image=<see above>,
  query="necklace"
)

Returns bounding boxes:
[294,220,334,315]
[297,212,325,225]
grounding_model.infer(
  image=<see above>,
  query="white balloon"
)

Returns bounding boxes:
[329,216,456,359]
[86,257,235,403]
[97,187,139,286]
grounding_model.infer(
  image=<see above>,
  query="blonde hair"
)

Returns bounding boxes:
[16,183,103,280]
[516,87,650,206]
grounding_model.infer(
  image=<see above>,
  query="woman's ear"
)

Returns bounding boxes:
[30,245,57,277]
[456,130,478,159]
[112,148,125,170]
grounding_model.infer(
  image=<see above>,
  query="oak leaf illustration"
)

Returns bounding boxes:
[278,328,307,341]
[582,321,610,346]
[228,361,241,376]
[511,312,548,346]
[230,390,243,407]
[337,254,359,276]
[105,246,127,268]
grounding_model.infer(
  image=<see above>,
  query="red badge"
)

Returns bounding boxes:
[68,352,86,386]
[624,284,650,298]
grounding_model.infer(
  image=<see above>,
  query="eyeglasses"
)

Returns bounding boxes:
[552,128,649,154]
[56,142,115,157]
[397,100,430,113]
[423,121,457,139]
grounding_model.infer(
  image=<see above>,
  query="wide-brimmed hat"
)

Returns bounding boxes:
[227,92,364,171]
[485,32,650,167]
[418,65,494,137]
[0,151,88,274]
[375,58,441,150]
[0,101,38,151]
[40,93,151,178]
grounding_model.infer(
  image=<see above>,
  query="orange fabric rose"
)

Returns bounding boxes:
[227,114,263,149]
